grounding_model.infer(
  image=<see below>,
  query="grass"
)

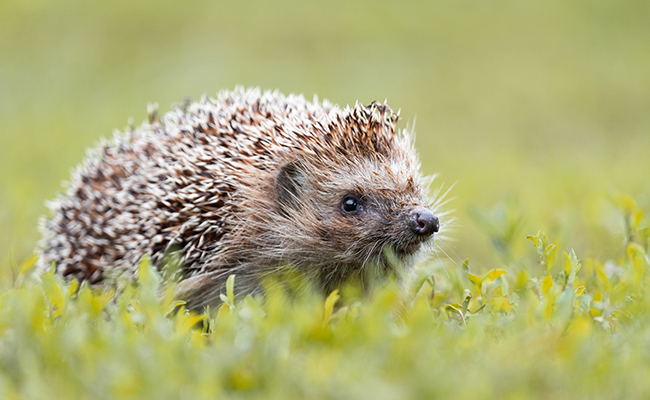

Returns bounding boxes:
[1,0,650,398]
[0,194,648,399]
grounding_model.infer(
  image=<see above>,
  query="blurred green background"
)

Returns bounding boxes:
[1,0,648,269]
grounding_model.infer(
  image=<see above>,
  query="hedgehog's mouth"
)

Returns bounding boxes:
[393,237,432,257]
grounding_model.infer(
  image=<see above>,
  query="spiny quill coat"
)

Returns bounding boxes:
[40,88,449,309]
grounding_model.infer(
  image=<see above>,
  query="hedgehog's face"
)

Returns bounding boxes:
[334,190,439,259]
[275,158,439,271]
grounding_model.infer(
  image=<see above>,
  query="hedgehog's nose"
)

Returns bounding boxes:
[409,208,439,236]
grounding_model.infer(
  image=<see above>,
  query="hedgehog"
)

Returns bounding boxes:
[40,87,447,309]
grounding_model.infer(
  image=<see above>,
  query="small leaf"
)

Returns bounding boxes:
[492,296,513,313]
[545,244,554,256]
[467,273,482,291]
[130,299,144,314]
[217,301,231,318]
[541,275,553,297]
[176,310,205,334]
[628,243,648,276]
[555,289,574,326]
[567,249,581,285]
[445,303,462,315]
[166,300,187,316]
[18,253,39,277]
[461,294,472,315]
[632,210,644,231]
[409,273,435,300]
[68,278,79,297]
[483,269,507,284]
[226,274,236,308]
[595,265,611,293]
[137,255,161,290]
[90,288,115,316]
[41,273,66,317]
[323,289,340,326]
[546,244,557,271]
[610,192,637,213]
[138,255,152,282]
[563,252,572,275]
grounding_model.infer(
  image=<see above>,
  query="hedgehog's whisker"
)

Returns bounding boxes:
[432,196,457,211]
[434,245,451,279]
[429,182,457,208]
[361,241,381,272]
[436,237,464,265]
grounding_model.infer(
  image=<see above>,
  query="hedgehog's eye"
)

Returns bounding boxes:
[341,195,362,214]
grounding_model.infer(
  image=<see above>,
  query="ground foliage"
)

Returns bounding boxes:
[0,195,648,400]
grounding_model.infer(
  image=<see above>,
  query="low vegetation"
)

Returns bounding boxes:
[0,194,647,399]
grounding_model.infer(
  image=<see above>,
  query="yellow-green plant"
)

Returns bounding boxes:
[0,197,648,399]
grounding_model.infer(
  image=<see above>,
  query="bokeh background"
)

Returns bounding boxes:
[1,0,648,271]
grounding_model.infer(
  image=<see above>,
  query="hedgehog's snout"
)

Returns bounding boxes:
[409,208,439,237]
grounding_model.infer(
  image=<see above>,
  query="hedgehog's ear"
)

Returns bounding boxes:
[277,162,308,210]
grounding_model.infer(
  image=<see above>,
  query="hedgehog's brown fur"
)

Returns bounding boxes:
[40,87,446,309]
